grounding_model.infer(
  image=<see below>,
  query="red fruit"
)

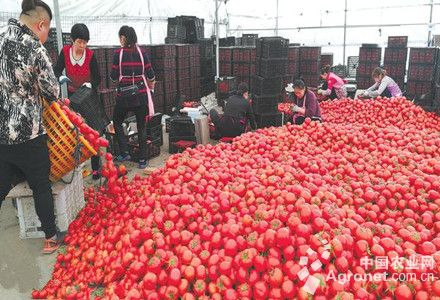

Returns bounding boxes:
[394,284,413,300]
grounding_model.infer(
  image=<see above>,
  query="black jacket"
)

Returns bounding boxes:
[224,94,257,130]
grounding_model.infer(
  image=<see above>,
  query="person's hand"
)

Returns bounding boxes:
[362,91,369,98]
[82,82,92,89]
[292,105,301,113]
[59,75,71,84]
[317,89,323,95]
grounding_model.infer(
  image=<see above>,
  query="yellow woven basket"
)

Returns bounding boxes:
[42,100,97,182]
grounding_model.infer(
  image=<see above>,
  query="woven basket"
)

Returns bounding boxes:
[43,100,97,182]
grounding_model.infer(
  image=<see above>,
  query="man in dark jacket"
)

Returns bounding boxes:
[210,82,257,138]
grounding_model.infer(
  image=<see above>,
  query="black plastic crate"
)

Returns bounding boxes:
[359,47,381,63]
[216,77,237,95]
[251,94,280,114]
[128,139,161,161]
[152,44,177,59]
[384,48,408,64]
[146,125,163,146]
[388,36,408,48]
[300,74,320,87]
[169,116,195,137]
[406,80,434,99]
[255,112,283,128]
[408,64,437,81]
[347,56,359,78]
[256,37,289,59]
[321,53,334,67]
[257,58,288,77]
[356,75,373,89]
[252,75,283,95]
[299,60,320,75]
[99,88,117,120]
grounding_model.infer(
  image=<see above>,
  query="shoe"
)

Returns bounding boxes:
[42,235,62,254]
[115,152,131,162]
[92,170,101,180]
[138,159,148,169]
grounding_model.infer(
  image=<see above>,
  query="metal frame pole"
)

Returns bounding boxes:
[275,0,279,36]
[215,0,220,80]
[53,0,67,98]
[343,0,347,73]
[428,0,434,46]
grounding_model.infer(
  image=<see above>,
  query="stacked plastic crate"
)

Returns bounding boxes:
[299,46,321,87]
[152,44,177,115]
[198,38,216,96]
[288,45,300,81]
[252,37,288,128]
[407,47,440,109]
[356,44,382,89]
[232,47,257,87]
[189,44,201,99]
[176,44,192,101]
[320,53,334,68]
[383,36,408,91]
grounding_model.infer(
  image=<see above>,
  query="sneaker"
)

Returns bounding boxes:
[115,152,131,162]
[42,235,62,254]
[138,159,148,169]
[92,170,101,180]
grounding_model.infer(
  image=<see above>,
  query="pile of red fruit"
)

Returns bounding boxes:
[58,99,109,151]
[33,97,440,300]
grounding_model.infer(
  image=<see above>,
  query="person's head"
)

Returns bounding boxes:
[237,82,249,99]
[320,65,331,79]
[293,79,306,99]
[71,23,89,52]
[372,67,386,83]
[118,26,137,48]
[19,0,52,43]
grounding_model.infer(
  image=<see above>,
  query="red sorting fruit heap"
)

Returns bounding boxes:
[33,97,440,300]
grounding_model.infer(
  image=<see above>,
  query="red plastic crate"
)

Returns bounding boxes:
[288,47,300,61]
[153,93,165,108]
[178,78,191,91]
[406,80,433,98]
[220,47,233,62]
[384,48,408,64]
[299,60,319,75]
[408,64,437,81]
[177,68,191,80]
[288,63,299,77]
[220,63,232,76]
[153,58,176,70]
[189,44,200,57]
[299,47,321,61]
[388,36,408,48]
[152,44,176,59]
[383,64,406,79]
[356,76,373,89]
[176,44,190,57]
[356,62,381,77]
[320,53,334,67]
[409,48,439,64]
[163,79,177,93]
[232,47,253,62]
[359,48,381,63]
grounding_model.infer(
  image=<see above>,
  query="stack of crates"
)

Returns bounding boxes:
[189,44,201,99]
[407,47,440,108]
[383,36,408,90]
[152,44,177,115]
[288,46,300,80]
[219,47,233,76]
[242,34,258,46]
[347,56,359,78]
[356,44,382,89]
[299,46,321,87]
[198,38,216,96]
[252,37,288,128]
[176,44,192,100]
[320,53,334,68]
[232,47,257,87]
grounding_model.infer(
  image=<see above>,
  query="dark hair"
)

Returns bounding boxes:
[118,26,137,48]
[237,82,249,95]
[293,79,306,90]
[21,0,52,20]
[321,65,331,75]
[71,23,90,42]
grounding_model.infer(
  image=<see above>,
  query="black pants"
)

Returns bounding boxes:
[294,116,322,125]
[113,104,147,160]
[210,109,244,138]
[0,135,57,239]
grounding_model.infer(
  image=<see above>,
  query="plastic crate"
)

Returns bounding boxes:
[359,47,381,63]
[409,48,439,65]
[252,75,283,95]
[128,138,161,161]
[152,44,177,59]
[13,170,85,239]
[300,74,320,87]
[347,56,359,78]
[153,58,176,70]
[251,94,280,114]
[257,58,288,77]
[99,88,117,120]
[220,63,233,76]
[408,64,437,81]
[288,47,300,61]
[384,48,408,63]
[146,125,163,146]
[406,80,434,99]
[388,36,408,48]
[356,75,373,89]
[321,53,334,68]
[255,112,283,128]
[219,47,233,62]
[299,60,320,75]
[70,86,110,132]
[299,47,321,61]
[169,116,195,137]
[356,62,381,77]
[256,37,289,59]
